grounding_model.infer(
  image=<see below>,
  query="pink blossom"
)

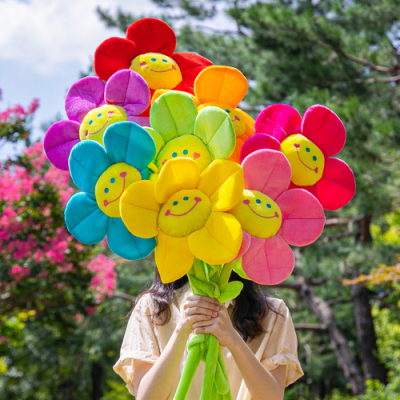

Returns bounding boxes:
[87,255,116,302]
[8,265,30,281]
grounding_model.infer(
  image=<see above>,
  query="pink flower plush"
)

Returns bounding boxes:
[230,149,325,285]
[241,104,356,211]
[44,69,150,171]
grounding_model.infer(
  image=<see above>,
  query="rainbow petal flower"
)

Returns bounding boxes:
[231,149,325,285]
[241,104,356,210]
[44,70,150,171]
[65,122,156,260]
[120,158,244,283]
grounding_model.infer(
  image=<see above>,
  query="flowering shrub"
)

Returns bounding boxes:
[87,254,117,302]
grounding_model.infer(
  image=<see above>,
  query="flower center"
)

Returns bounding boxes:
[229,190,282,239]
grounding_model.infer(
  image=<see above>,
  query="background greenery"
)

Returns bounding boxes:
[2,0,400,399]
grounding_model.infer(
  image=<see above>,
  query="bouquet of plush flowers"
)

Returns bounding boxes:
[44,18,356,400]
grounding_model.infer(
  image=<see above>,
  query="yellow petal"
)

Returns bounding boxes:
[188,212,242,265]
[194,66,248,108]
[120,180,160,238]
[155,231,194,283]
[155,158,200,204]
[198,160,244,211]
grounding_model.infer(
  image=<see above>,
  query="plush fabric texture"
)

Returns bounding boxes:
[120,158,244,283]
[149,92,236,176]
[230,149,325,285]
[64,121,156,260]
[44,70,150,171]
[241,104,356,211]
[94,18,212,98]
[193,66,255,164]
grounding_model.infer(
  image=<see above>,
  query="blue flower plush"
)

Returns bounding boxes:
[65,121,157,260]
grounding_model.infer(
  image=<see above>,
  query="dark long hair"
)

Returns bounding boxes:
[134,267,278,342]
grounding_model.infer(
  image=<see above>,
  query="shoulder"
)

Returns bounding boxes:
[265,297,292,320]
[133,292,156,316]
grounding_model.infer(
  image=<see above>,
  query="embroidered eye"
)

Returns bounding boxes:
[173,201,178,206]
[256,199,261,204]
[306,147,310,152]
[313,156,317,161]
[183,197,189,200]
[162,59,167,63]
[172,152,177,158]
[110,178,115,183]
[89,120,93,125]
[151,57,156,62]
[267,204,272,208]
[183,150,188,155]
[104,188,109,194]
[97,114,102,118]
[225,109,230,113]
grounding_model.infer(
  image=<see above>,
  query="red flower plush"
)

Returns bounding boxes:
[241,104,356,211]
[94,18,212,103]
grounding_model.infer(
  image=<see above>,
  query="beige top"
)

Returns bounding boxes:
[113,283,303,399]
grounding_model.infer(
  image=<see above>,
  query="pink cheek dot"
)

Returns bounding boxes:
[243,199,250,205]
[194,197,202,203]
[120,171,127,178]
[103,200,109,207]
[140,62,146,66]
[165,209,171,216]
[108,111,115,116]
[294,143,300,149]
[193,152,200,159]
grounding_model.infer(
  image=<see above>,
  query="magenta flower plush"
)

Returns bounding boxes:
[241,104,356,211]
[44,69,150,171]
[230,149,325,285]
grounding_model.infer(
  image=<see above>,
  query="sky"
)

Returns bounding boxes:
[0,0,232,159]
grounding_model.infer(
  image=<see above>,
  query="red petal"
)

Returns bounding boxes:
[94,37,137,81]
[233,230,252,261]
[315,157,356,210]
[240,133,281,162]
[172,52,213,88]
[173,80,194,94]
[301,105,346,157]
[254,104,302,142]
[276,189,325,246]
[126,18,176,56]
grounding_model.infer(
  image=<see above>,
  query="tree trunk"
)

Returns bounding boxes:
[91,361,103,400]
[297,275,365,395]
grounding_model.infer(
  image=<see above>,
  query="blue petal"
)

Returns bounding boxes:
[103,121,156,171]
[69,141,111,194]
[65,192,108,244]
[107,218,156,260]
[140,167,150,180]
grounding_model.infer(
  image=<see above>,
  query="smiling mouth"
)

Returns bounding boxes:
[86,117,110,137]
[140,62,176,73]
[165,197,202,217]
[243,200,278,219]
[293,144,318,174]
[103,172,127,207]
[231,116,240,122]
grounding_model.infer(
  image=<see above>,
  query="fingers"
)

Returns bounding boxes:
[186,295,219,306]
[193,325,215,335]
[186,306,218,317]
[184,299,219,314]
[188,314,212,325]
[192,319,215,329]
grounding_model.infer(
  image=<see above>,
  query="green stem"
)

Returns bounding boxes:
[218,262,234,286]
[218,347,233,400]
[200,334,220,400]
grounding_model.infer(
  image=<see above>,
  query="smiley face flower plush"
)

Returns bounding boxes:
[44,70,150,171]
[193,66,255,163]
[230,149,325,285]
[146,91,236,177]
[120,158,244,283]
[64,121,156,260]
[241,104,356,210]
[94,18,212,104]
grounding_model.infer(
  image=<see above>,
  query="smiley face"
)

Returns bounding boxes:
[198,103,246,137]
[80,105,127,145]
[230,190,282,239]
[280,134,325,186]
[158,189,212,237]
[156,135,212,173]
[130,53,183,90]
[95,162,142,218]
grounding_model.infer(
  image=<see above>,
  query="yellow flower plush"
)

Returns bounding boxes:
[120,157,244,283]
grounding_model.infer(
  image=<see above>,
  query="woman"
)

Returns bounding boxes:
[114,269,303,400]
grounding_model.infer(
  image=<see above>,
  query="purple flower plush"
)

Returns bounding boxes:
[44,69,151,171]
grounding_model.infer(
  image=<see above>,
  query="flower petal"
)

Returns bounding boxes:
[120,180,160,239]
[276,189,325,246]
[126,18,176,56]
[198,160,244,211]
[242,149,291,200]
[65,76,105,123]
[301,105,346,157]
[94,37,137,81]
[242,234,295,285]
[315,157,356,211]
[155,158,200,203]
[144,127,165,161]
[233,230,252,261]
[240,133,281,162]
[44,120,80,171]
[107,218,156,260]
[254,104,302,142]
[65,192,108,244]
[105,70,150,116]
[188,212,242,265]
[194,106,236,160]
[103,121,156,171]
[155,231,194,283]
[172,52,213,88]
[194,66,248,108]
[150,92,197,142]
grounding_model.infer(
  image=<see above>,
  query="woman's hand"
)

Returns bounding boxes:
[177,295,220,337]
[192,304,240,349]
